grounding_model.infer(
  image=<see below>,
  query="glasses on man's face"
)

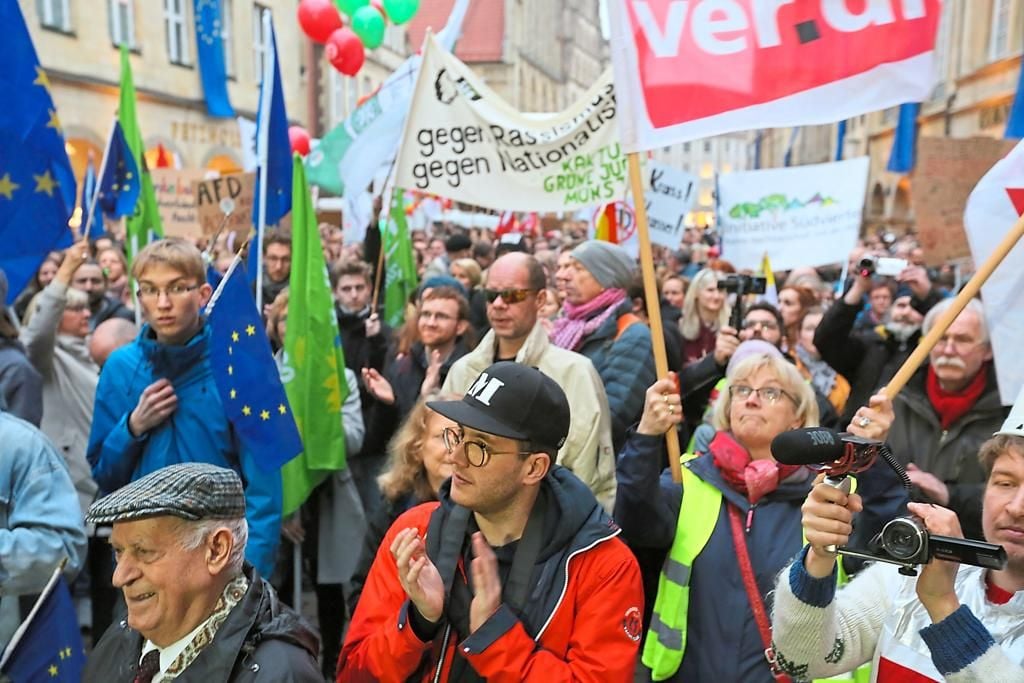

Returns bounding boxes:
[482,288,536,305]
[441,426,532,467]
[137,283,200,301]
[742,318,779,331]
[729,384,795,405]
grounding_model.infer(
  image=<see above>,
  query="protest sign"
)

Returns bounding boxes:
[606,0,941,151]
[912,137,1018,266]
[717,157,869,271]
[964,140,1024,405]
[395,34,626,212]
[644,162,697,248]
[193,172,255,241]
[150,169,205,238]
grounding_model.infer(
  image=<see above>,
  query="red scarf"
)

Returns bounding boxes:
[926,364,988,429]
[710,431,803,504]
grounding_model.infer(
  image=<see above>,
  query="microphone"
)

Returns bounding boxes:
[770,427,846,466]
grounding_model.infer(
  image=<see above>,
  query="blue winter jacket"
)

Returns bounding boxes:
[87,323,282,576]
[615,430,814,683]
[576,300,656,451]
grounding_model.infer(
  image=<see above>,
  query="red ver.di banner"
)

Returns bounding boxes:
[607,0,943,151]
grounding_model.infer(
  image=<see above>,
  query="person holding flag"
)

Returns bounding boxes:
[86,238,283,578]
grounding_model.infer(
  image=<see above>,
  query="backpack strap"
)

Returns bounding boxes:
[615,312,642,341]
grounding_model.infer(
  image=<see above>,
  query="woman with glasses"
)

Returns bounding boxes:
[615,352,891,682]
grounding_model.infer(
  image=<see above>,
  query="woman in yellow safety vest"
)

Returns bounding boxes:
[614,352,892,682]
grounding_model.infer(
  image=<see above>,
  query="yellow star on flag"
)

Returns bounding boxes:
[242,405,252,416]
[278,404,287,415]
[231,331,240,342]
[34,170,57,197]
[48,664,58,676]
[260,409,270,421]
[34,66,51,90]
[227,365,233,376]
[46,108,62,132]
[60,646,71,659]
[246,324,256,336]
[0,174,19,200]
[229,388,237,399]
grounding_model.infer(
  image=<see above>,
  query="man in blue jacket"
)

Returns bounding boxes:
[87,239,281,576]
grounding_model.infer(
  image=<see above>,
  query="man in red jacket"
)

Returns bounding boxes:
[338,361,643,682]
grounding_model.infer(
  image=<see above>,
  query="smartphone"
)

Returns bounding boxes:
[875,257,908,277]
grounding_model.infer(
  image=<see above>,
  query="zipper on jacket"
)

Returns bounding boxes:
[745,505,755,534]
[432,624,451,683]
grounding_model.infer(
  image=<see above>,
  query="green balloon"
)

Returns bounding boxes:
[334,0,368,17]
[383,0,418,25]
[351,5,385,49]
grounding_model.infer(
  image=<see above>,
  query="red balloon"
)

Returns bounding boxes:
[288,126,311,157]
[326,27,365,76]
[370,0,389,22]
[297,0,343,44]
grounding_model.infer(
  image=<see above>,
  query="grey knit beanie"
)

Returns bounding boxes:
[570,241,636,289]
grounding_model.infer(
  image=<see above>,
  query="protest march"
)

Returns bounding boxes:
[2,0,1024,681]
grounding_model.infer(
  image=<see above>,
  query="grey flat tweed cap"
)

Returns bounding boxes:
[87,463,246,524]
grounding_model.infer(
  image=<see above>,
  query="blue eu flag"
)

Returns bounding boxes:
[0,4,76,304]
[252,17,292,228]
[887,103,920,174]
[207,258,303,472]
[194,0,235,118]
[0,568,85,683]
[96,121,141,220]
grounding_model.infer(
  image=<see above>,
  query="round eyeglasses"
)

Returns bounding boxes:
[441,426,533,467]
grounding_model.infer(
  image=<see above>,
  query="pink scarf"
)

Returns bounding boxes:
[709,431,803,504]
[549,288,627,352]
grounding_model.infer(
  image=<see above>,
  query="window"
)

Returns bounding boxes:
[252,3,269,81]
[683,142,691,153]
[221,0,234,76]
[988,0,1012,61]
[703,141,711,153]
[164,0,190,65]
[37,0,71,31]
[109,0,136,48]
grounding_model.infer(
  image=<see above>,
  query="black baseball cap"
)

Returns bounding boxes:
[428,362,570,455]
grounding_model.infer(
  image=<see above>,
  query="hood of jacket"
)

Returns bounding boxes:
[135,321,209,381]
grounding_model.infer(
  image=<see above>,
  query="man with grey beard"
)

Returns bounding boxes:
[885,298,1008,540]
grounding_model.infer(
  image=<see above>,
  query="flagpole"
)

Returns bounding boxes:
[83,118,120,244]
[0,558,68,669]
[627,152,683,483]
[883,211,1024,400]
[254,8,274,315]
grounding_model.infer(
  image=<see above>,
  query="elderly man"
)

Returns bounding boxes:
[443,252,617,510]
[551,240,654,450]
[887,298,1008,539]
[83,463,321,682]
[339,363,643,681]
[0,395,86,650]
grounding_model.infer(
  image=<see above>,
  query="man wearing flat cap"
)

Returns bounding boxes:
[551,240,655,450]
[83,463,321,682]
[339,362,643,682]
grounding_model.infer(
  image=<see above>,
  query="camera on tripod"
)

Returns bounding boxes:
[718,275,767,330]
[771,427,1008,576]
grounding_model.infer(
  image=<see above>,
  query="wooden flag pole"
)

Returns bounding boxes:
[371,237,386,314]
[883,210,1024,400]
[628,152,683,482]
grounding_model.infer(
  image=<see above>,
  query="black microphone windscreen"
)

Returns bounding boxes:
[770,427,845,466]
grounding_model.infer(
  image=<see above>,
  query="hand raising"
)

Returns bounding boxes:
[637,375,683,436]
[469,532,502,633]
[362,368,395,405]
[391,528,445,624]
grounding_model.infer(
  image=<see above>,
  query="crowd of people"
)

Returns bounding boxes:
[1,214,1022,683]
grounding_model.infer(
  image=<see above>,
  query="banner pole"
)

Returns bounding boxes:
[883,211,1024,399]
[627,152,682,482]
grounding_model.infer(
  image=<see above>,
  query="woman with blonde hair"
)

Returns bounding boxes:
[678,268,730,365]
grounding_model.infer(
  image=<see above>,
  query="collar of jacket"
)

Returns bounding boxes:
[469,321,550,368]
[137,321,209,380]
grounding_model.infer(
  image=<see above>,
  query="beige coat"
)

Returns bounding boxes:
[443,322,617,511]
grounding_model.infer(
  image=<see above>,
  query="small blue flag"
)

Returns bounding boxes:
[82,151,105,239]
[835,120,847,161]
[207,258,303,472]
[0,569,85,683]
[97,121,141,221]
[252,17,292,228]
[1007,64,1024,140]
[0,4,76,304]
[886,103,920,174]
[194,0,235,118]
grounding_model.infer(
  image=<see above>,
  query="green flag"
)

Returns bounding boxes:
[281,154,348,515]
[383,189,418,328]
[118,45,163,263]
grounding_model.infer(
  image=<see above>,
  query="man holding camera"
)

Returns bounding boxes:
[770,425,1024,681]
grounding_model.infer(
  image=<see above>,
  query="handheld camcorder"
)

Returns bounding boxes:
[718,274,767,330]
[771,427,1007,576]
[857,256,908,278]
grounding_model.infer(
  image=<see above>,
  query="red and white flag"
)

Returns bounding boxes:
[964,140,1024,405]
[607,0,942,151]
